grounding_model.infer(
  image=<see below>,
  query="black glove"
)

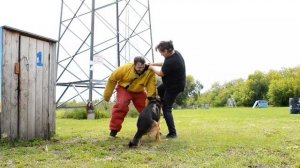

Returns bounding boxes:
[144,63,149,71]
[147,97,156,101]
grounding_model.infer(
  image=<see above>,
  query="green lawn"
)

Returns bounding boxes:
[1,107,300,167]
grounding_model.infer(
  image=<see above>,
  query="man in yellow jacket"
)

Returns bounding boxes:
[103,56,156,137]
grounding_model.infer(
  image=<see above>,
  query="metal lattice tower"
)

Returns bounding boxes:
[56,0,154,109]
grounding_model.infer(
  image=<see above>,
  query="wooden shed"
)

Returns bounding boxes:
[0,26,57,140]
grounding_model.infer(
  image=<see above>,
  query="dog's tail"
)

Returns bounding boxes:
[155,121,161,142]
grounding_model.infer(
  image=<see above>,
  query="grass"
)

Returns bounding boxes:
[0,107,300,167]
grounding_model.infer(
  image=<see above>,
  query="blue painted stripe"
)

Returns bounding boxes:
[0,27,2,106]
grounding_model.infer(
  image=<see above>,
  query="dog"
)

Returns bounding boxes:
[129,98,161,148]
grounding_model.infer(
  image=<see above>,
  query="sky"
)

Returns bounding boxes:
[1,0,300,91]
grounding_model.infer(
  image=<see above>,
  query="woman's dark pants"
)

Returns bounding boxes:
[157,84,181,136]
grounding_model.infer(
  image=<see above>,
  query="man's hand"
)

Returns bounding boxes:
[103,97,110,102]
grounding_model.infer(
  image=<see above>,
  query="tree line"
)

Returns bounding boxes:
[177,66,300,107]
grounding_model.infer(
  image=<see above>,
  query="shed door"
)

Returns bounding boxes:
[19,36,51,140]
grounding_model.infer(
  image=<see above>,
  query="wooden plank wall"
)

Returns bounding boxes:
[0,29,56,140]
[35,40,44,139]
[0,30,19,139]
[28,37,37,139]
[42,41,50,139]
[49,43,57,136]
[19,36,29,140]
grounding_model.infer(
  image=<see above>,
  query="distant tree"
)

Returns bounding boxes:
[268,79,292,106]
[242,71,269,106]
[175,75,203,107]
[191,80,203,99]
[196,66,300,107]
[225,79,246,106]
[268,67,300,106]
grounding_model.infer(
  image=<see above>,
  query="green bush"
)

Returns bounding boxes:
[56,109,65,119]
[96,101,112,111]
[96,101,139,118]
[65,109,86,119]
[56,102,140,119]
[57,108,111,120]
[127,107,139,118]
[95,108,111,119]
[62,109,74,119]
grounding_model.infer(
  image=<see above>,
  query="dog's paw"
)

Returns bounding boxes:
[128,141,138,148]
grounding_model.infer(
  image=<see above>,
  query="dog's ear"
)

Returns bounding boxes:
[156,96,162,105]
[156,96,162,102]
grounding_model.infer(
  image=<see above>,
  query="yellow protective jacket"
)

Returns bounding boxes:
[103,63,156,101]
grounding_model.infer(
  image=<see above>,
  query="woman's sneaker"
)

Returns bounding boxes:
[166,133,177,139]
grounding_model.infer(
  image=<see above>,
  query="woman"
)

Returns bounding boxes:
[149,40,186,138]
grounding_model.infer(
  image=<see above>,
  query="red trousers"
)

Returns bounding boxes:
[109,85,147,132]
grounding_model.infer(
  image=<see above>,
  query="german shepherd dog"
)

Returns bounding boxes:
[129,99,161,148]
